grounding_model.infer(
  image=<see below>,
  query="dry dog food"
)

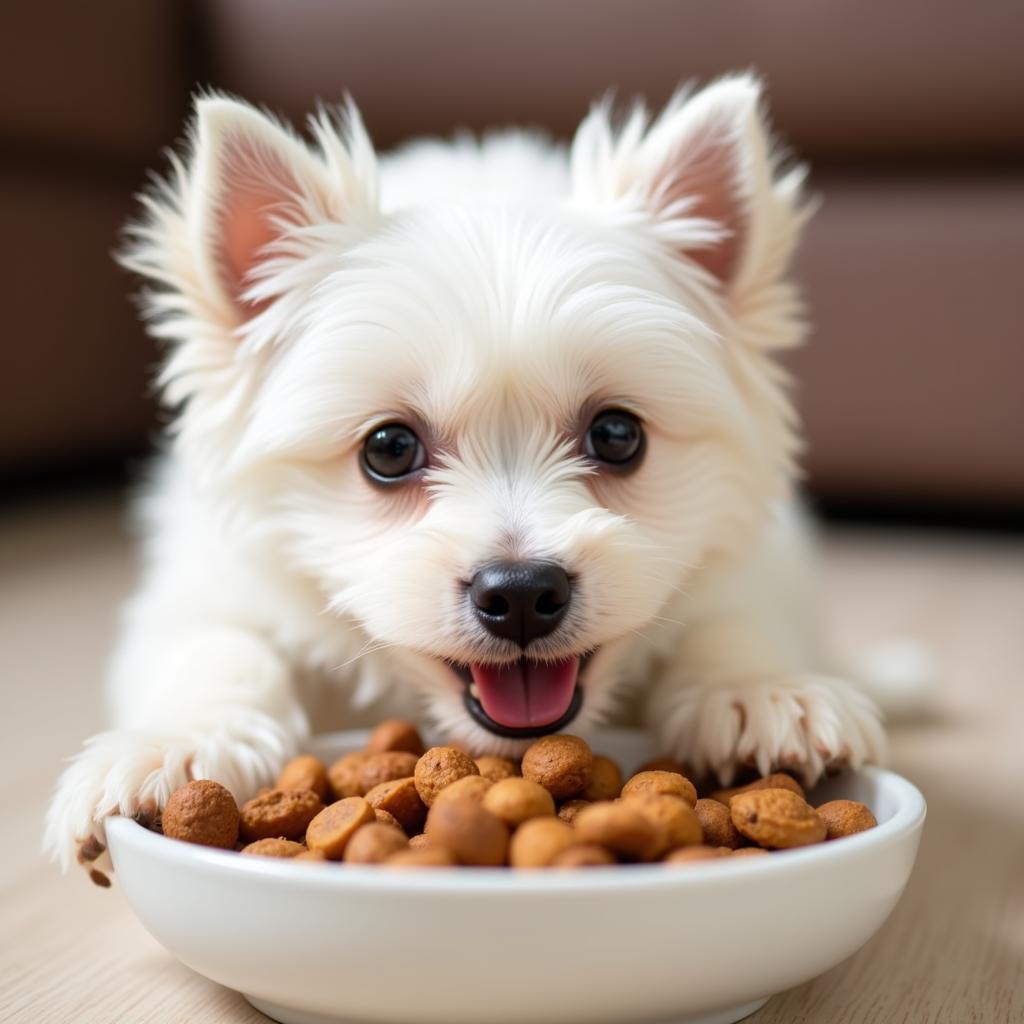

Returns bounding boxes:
[162,780,239,850]
[149,723,878,871]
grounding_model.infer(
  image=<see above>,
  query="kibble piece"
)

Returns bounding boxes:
[637,756,687,776]
[294,849,328,863]
[521,735,593,800]
[694,798,746,850]
[582,755,623,801]
[306,797,376,860]
[730,846,770,858]
[364,777,428,835]
[425,800,508,866]
[816,800,878,840]
[374,808,403,829]
[574,801,661,862]
[327,752,370,800]
[240,837,306,858]
[731,789,826,849]
[365,719,426,757]
[384,847,456,869]
[626,794,703,856]
[359,751,420,795]
[414,747,480,806]
[509,818,577,868]
[275,755,329,801]
[664,845,731,865]
[711,772,805,806]
[432,774,494,808]
[550,844,616,868]
[408,832,431,849]
[483,778,556,829]
[344,823,409,864]
[557,799,590,825]
[621,770,697,807]
[239,788,324,841]
[162,780,239,850]
[475,756,520,783]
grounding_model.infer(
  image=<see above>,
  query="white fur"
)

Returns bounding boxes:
[45,75,884,872]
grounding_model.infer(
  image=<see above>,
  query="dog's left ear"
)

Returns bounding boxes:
[571,74,808,298]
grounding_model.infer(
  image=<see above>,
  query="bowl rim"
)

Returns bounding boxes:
[106,763,926,896]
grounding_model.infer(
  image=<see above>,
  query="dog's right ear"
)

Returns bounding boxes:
[189,97,339,325]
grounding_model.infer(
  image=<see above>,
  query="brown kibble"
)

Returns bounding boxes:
[374,808,403,829]
[817,800,878,840]
[162,780,239,850]
[344,822,409,864]
[694,798,746,850]
[731,789,826,849]
[77,835,107,865]
[89,868,111,887]
[425,800,508,866]
[550,844,616,868]
[327,752,370,799]
[574,801,661,861]
[384,846,456,869]
[294,849,328,863]
[711,772,805,806]
[414,747,480,806]
[432,774,494,808]
[240,837,306,858]
[664,845,731,865]
[408,832,431,849]
[306,797,376,859]
[359,751,420,795]
[622,770,697,807]
[521,735,593,799]
[276,755,329,801]
[240,788,324,841]
[557,799,591,825]
[626,794,703,856]
[475,756,520,783]
[509,817,577,868]
[730,846,770,858]
[637,756,687,776]
[364,777,428,835]
[365,719,425,757]
[483,778,556,829]
[582,755,623,801]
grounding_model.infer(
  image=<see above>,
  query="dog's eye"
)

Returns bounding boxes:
[361,423,427,482]
[585,409,644,468]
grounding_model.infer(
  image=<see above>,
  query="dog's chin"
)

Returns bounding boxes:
[446,652,595,740]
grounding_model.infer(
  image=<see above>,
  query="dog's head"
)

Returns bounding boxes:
[125,76,809,753]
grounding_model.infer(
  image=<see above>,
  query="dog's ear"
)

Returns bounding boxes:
[571,75,807,294]
[189,97,335,321]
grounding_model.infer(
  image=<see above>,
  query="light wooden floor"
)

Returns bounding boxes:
[1,493,1022,1024]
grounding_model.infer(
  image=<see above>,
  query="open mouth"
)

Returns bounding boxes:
[453,654,590,739]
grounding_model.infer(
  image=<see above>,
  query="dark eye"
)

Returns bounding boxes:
[585,409,644,468]
[361,423,426,482]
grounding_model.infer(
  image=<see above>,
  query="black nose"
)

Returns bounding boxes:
[469,560,571,646]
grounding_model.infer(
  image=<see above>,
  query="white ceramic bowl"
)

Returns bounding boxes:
[107,729,925,1024]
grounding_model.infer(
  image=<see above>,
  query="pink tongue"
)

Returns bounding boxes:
[470,657,580,729]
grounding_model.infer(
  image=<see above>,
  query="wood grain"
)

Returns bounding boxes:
[1,496,1022,1023]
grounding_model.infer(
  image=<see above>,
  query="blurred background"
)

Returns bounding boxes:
[1,0,1022,520]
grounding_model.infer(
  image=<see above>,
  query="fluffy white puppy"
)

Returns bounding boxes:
[46,75,884,871]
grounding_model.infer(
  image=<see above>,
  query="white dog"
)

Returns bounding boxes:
[46,75,884,871]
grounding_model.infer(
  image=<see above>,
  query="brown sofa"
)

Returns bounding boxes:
[4,0,1022,507]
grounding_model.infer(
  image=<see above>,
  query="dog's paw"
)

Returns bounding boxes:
[656,674,886,787]
[43,709,299,875]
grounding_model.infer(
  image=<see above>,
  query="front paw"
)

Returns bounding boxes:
[44,711,298,876]
[656,674,886,787]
